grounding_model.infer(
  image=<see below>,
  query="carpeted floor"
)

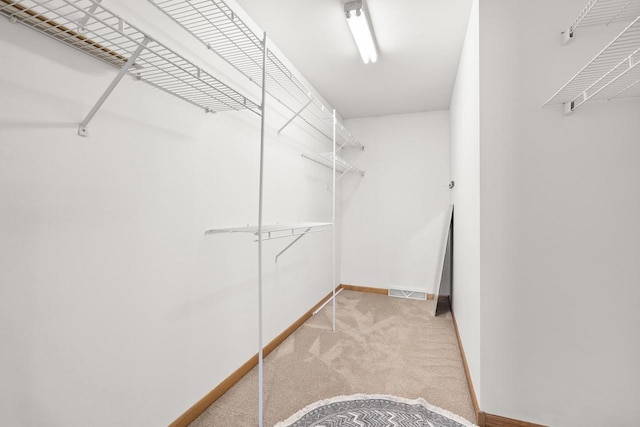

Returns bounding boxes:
[190,290,476,426]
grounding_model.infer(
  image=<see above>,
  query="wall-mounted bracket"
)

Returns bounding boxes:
[336,141,348,154]
[275,227,311,262]
[564,100,575,114]
[562,29,574,44]
[335,170,349,184]
[78,36,150,137]
[563,0,596,43]
[77,0,102,33]
[277,99,312,136]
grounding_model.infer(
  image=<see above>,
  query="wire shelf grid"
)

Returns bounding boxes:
[0,0,261,115]
[149,0,364,150]
[302,152,365,177]
[568,0,640,36]
[205,222,333,241]
[546,15,640,111]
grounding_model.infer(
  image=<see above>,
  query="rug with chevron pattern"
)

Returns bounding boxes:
[274,394,478,427]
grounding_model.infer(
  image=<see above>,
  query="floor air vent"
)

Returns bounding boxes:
[388,289,427,300]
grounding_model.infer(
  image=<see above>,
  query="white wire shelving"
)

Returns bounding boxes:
[564,0,640,42]
[546,15,640,112]
[4,3,349,427]
[302,152,365,180]
[0,0,261,135]
[148,0,365,151]
[205,222,333,241]
[205,222,333,263]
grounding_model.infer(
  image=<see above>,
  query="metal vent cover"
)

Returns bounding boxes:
[388,288,427,300]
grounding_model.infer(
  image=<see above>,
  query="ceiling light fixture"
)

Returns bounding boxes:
[344,0,377,64]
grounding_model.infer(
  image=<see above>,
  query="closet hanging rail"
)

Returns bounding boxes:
[148,0,365,150]
[546,16,640,112]
[0,0,261,135]
[565,0,640,42]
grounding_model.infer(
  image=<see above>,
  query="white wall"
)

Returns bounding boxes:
[341,111,451,294]
[477,0,640,425]
[449,0,481,405]
[0,3,339,425]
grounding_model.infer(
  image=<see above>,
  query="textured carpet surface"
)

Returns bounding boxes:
[190,290,476,426]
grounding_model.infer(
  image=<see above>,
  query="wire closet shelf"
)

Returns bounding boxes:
[565,0,640,41]
[148,0,365,151]
[546,15,640,112]
[301,152,365,178]
[0,0,261,124]
[205,222,333,241]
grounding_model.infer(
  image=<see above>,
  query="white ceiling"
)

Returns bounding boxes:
[234,0,473,119]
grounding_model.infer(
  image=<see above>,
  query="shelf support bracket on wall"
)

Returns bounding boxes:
[563,0,598,43]
[335,170,349,183]
[76,0,102,32]
[277,99,312,136]
[78,36,150,137]
[274,227,312,262]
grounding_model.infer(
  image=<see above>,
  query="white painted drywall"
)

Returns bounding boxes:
[0,4,341,425]
[340,111,451,294]
[449,0,481,405]
[477,0,640,425]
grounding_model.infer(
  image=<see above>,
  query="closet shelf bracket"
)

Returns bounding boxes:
[278,100,313,136]
[274,227,311,262]
[336,170,349,183]
[77,0,102,32]
[78,36,150,137]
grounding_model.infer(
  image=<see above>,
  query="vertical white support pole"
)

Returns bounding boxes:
[257,32,268,427]
[332,109,336,333]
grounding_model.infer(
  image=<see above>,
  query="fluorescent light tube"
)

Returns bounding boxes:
[345,1,377,64]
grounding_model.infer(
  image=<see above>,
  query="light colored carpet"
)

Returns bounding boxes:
[190,290,476,426]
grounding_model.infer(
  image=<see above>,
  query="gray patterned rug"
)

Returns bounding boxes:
[274,394,478,427]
